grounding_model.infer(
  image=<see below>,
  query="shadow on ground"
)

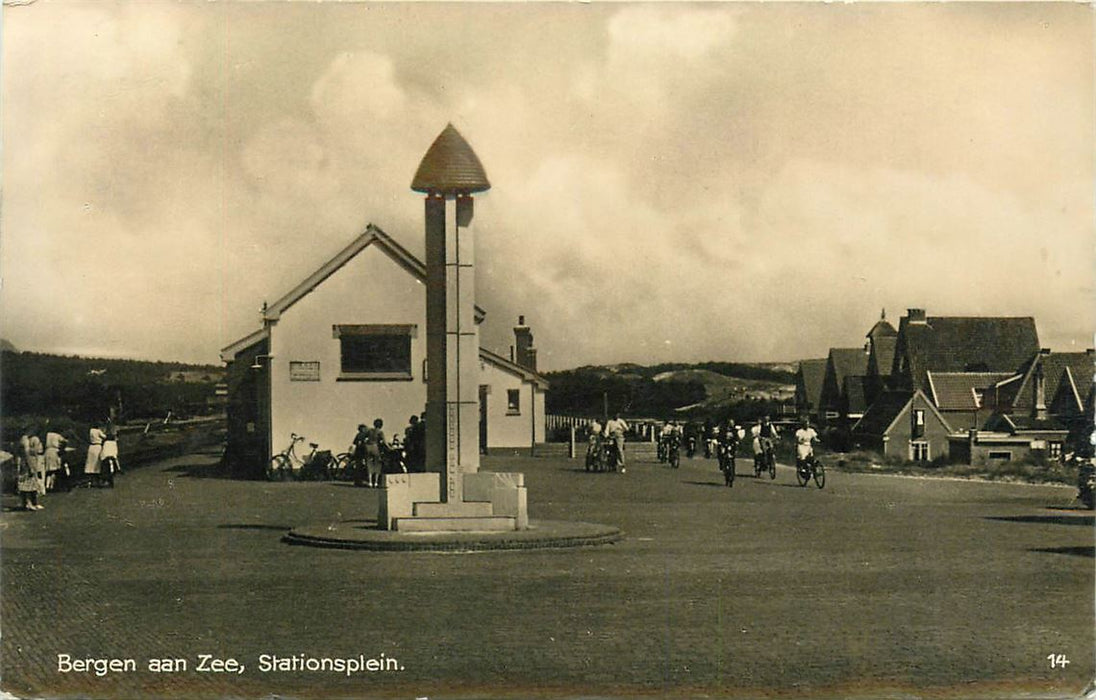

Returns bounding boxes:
[217,524,293,531]
[985,514,1095,527]
[1028,546,1095,558]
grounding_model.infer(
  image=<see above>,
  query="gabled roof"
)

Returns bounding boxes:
[222,224,492,360]
[1008,350,1095,415]
[797,358,827,410]
[870,336,898,379]
[219,328,270,363]
[984,412,1068,434]
[844,375,870,415]
[893,315,1039,391]
[830,348,869,389]
[925,371,1015,411]
[852,391,912,436]
[866,313,897,340]
[479,347,549,390]
[262,223,485,324]
[852,389,952,437]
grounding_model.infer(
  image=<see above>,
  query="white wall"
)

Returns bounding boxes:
[480,359,545,448]
[268,246,430,456]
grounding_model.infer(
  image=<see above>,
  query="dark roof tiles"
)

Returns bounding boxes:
[411,124,491,194]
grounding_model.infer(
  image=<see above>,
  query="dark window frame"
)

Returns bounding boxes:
[333,324,416,381]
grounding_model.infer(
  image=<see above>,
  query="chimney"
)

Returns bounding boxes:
[1033,360,1047,421]
[513,315,536,371]
[908,308,927,325]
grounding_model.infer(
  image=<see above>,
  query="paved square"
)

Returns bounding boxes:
[2,446,1092,698]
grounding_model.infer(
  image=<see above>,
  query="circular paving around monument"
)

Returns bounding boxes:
[283,519,622,552]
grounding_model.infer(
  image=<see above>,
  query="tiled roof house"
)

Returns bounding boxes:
[795,358,827,420]
[819,347,869,423]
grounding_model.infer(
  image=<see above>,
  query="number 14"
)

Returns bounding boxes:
[1047,654,1070,669]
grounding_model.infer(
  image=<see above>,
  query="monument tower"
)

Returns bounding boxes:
[378,124,528,532]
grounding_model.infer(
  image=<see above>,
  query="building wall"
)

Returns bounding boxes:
[224,337,270,477]
[268,248,434,458]
[882,393,951,461]
[480,359,545,448]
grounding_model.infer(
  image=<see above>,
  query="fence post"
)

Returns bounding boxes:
[569,426,575,459]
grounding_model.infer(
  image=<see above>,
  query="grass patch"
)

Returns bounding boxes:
[823,449,1081,486]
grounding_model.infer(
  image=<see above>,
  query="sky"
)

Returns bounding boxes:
[2,2,1093,371]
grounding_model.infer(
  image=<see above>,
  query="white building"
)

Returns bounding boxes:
[220,224,547,474]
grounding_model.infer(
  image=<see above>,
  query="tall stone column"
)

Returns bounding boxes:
[424,192,480,502]
[414,125,490,504]
[379,123,527,532]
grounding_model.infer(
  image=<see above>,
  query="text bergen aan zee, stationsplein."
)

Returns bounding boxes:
[57,652,404,677]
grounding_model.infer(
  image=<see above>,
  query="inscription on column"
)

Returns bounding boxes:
[447,402,459,499]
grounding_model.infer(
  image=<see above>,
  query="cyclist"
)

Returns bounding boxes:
[753,415,779,472]
[605,414,629,473]
[794,418,819,469]
[719,419,740,471]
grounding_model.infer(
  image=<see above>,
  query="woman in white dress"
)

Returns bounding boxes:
[99,426,120,487]
[85,424,106,482]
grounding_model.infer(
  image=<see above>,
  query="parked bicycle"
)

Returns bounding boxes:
[267,433,335,481]
[796,454,826,489]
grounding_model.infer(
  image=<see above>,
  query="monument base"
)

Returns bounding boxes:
[378,471,528,532]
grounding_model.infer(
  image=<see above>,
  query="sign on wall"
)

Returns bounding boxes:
[289,361,321,382]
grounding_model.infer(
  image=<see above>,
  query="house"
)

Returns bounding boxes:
[924,371,1014,431]
[794,358,826,422]
[888,309,1040,394]
[220,224,548,474]
[864,310,897,404]
[850,389,953,462]
[818,347,869,426]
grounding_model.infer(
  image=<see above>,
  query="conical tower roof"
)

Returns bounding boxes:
[411,124,491,194]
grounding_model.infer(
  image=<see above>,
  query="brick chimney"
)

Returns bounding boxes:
[513,315,537,371]
[907,308,927,325]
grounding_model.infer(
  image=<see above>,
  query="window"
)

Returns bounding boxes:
[912,409,925,438]
[988,450,1012,461]
[506,389,521,415]
[333,324,416,380]
[1048,442,1063,461]
[972,389,984,409]
[910,441,930,462]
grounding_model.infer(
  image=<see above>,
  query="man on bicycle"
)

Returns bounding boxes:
[719,419,740,468]
[605,413,629,473]
[753,416,779,470]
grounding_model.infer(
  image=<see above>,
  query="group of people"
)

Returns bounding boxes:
[9,421,122,511]
[349,414,426,488]
[585,414,630,472]
[653,415,821,472]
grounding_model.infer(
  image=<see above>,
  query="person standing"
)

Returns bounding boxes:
[18,429,44,510]
[351,424,371,487]
[99,425,121,488]
[366,418,388,488]
[85,422,107,484]
[43,428,67,492]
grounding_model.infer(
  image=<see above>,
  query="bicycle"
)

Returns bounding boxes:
[268,433,334,481]
[667,435,681,469]
[796,454,826,489]
[755,438,777,480]
[717,441,736,487]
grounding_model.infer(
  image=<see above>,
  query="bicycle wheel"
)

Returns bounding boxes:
[725,460,735,487]
[813,462,826,489]
[796,463,809,487]
[768,454,777,480]
[670,448,680,469]
[266,455,290,481]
